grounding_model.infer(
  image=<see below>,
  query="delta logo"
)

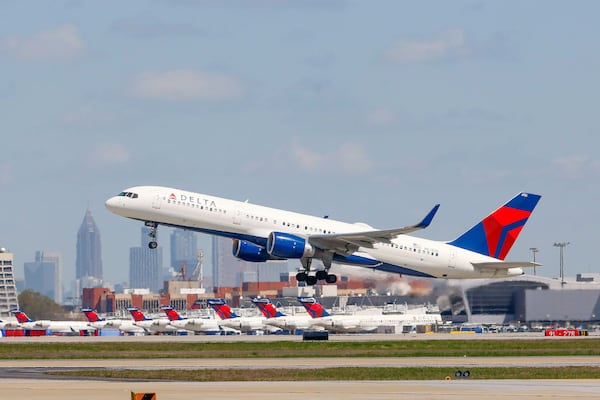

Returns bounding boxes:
[168,192,217,207]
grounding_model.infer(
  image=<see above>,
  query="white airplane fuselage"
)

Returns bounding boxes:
[106,186,527,279]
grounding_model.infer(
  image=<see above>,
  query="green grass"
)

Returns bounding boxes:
[49,366,600,381]
[2,338,600,359]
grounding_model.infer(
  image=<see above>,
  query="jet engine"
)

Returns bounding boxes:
[232,240,272,262]
[267,232,315,259]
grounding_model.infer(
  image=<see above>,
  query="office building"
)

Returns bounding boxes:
[23,251,62,303]
[0,248,19,317]
[170,229,199,279]
[130,227,163,292]
[75,209,103,280]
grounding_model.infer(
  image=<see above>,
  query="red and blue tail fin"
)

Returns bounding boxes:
[298,297,331,318]
[251,298,285,318]
[207,299,239,320]
[11,309,33,323]
[127,307,152,322]
[161,306,184,321]
[81,308,104,322]
[448,192,541,260]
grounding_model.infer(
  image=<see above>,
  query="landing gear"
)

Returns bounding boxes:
[145,221,158,249]
[297,255,338,286]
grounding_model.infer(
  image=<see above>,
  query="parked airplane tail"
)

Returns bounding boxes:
[207,299,240,320]
[81,308,104,322]
[11,309,33,323]
[161,306,184,321]
[251,297,285,318]
[127,307,152,322]
[297,297,331,318]
[448,192,541,260]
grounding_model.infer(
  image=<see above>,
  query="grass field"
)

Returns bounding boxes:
[2,338,600,359]
[6,338,600,381]
[48,366,600,381]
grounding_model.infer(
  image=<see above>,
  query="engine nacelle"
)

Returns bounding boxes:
[232,240,272,262]
[267,232,315,259]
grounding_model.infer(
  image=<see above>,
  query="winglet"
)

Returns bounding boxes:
[418,204,440,229]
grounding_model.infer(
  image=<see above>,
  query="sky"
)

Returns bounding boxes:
[1,1,599,291]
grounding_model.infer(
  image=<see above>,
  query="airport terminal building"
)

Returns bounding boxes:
[439,274,600,326]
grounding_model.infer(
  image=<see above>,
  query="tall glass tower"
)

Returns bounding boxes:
[75,209,103,280]
[170,229,198,279]
[129,227,163,292]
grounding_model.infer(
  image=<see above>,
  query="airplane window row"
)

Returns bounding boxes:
[382,242,439,256]
[167,199,227,214]
[118,191,139,199]
[281,221,334,234]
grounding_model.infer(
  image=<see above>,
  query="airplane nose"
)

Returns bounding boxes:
[105,196,121,213]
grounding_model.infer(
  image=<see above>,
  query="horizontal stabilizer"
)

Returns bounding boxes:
[472,261,541,270]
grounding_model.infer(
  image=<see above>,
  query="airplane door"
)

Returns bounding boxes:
[449,251,456,268]
[152,193,161,209]
[233,208,243,225]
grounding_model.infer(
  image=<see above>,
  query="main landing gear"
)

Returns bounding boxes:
[295,257,337,286]
[145,221,158,249]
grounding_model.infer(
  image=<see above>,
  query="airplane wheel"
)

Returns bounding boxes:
[325,274,337,284]
[296,272,307,282]
[148,241,158,249]
[316,270,328,280]
[306,275,318,286]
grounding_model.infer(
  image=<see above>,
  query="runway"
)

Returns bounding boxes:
[3,378,600,399]
[2,335,600,399]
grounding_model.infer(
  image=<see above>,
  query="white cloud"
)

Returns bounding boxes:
[90,143,130,167]
[384,28,468,64]
[129,69,243,101]
[291,142,372,174]
[553,155,600,177]
[1,24,85,61]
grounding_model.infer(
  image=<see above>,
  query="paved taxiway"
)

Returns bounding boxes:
[3,334,600,399]
[3,379,600,399]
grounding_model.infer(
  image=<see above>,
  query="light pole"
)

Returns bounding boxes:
[529,247,539,276]
[553,242,570,288]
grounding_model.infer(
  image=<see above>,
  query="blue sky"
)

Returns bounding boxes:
[2,1,599,288]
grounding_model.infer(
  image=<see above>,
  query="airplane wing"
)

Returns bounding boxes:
[308,204,439,253]
[472,261,541,271]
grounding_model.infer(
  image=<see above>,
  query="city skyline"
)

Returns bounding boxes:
[2,2,599,284]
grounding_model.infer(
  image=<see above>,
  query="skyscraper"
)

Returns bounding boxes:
[76,209,103,280]
[0,248,19,317]
[24,251,62,303]
[170,229,198,279]
[129,227,163,292]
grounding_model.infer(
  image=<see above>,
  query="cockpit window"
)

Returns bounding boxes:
[117,191,138,199]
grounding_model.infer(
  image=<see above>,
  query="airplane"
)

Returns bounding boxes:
[105,186,541,283]
[11,309,94,334]
[160,305,222,334]
[126,307,178,335]
[207,298,277,333]
[251,297,312,332]
[81,308,145,335]
[297,297,442,333]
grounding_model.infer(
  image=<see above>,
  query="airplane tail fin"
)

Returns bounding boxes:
[448,192,541,260]
[297,297,330,318]
[127,307,151,322]
[11,309,33,323]
[81,308,104,322]
[207,299,239,320]
[251,297,285,318]
[161,306,184,321]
